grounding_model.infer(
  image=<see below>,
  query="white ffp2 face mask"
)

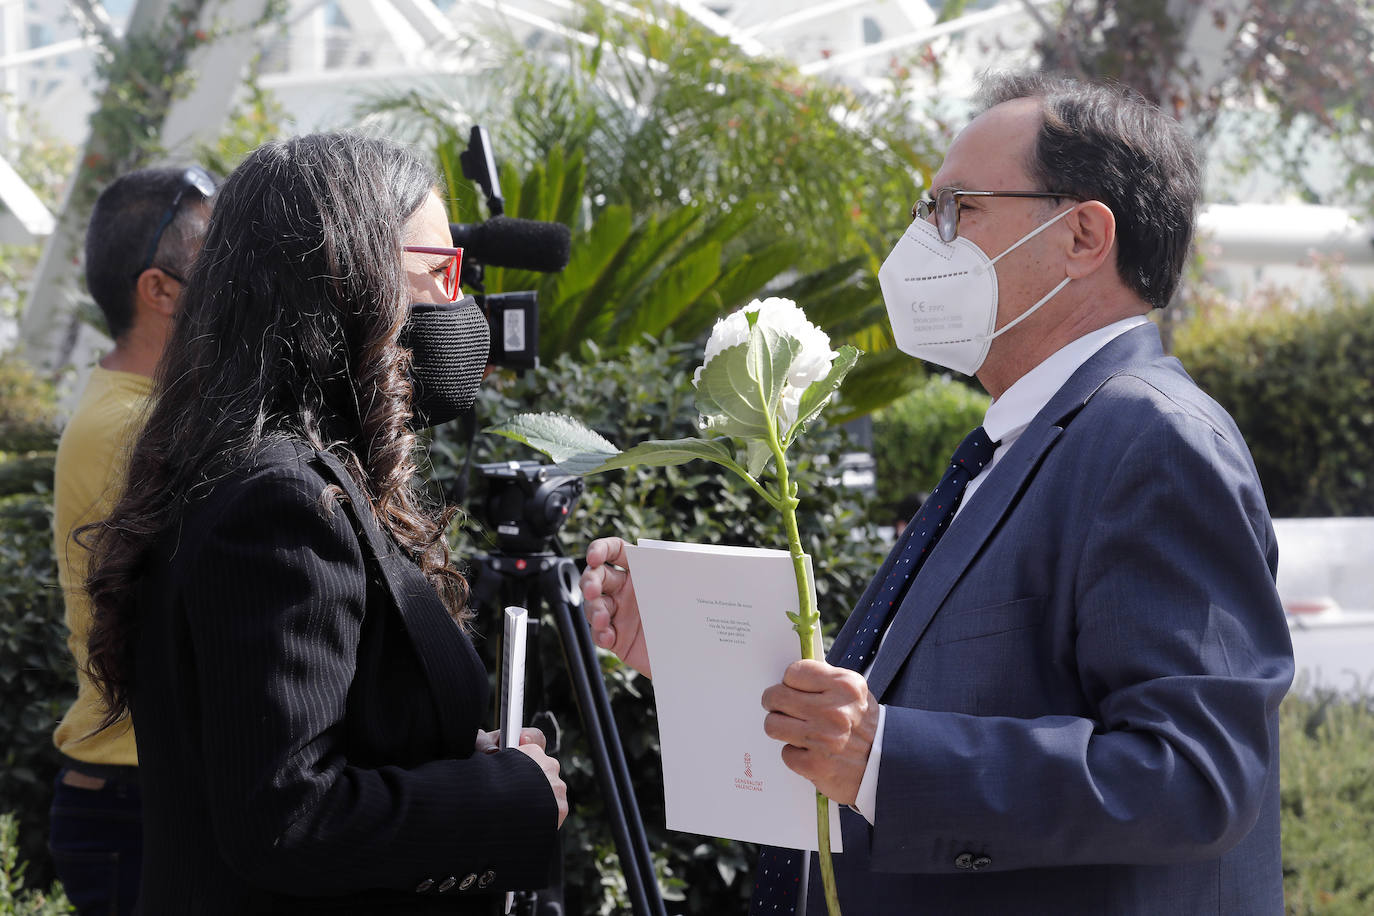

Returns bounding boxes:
[878,209,1074,376]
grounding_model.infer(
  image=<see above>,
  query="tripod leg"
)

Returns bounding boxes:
[541,558,667,916]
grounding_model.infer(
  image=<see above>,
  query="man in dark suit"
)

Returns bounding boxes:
[581,72,1293,914]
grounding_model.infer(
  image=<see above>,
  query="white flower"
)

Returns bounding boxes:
[693,297,838,429]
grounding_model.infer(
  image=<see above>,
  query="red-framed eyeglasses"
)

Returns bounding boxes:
[403,246,464,302]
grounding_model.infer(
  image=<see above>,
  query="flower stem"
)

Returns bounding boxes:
[815,791,841,914]
[776,482,818,652]
[770,440,842,916]
[726,462,789,513]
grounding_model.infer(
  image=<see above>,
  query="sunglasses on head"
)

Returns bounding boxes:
[136,166,217,279]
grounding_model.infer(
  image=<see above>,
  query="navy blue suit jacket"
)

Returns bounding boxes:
[803,323,1293,914]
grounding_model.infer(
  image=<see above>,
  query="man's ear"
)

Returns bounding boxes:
[1063,200,1116,280]
[133,268,181,320]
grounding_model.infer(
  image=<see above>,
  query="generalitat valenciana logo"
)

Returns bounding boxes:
[735,753,763,792]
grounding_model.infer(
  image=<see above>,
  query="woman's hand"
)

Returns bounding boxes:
[517,744,568,828]
[580,536,652,677]
[476,727,567,827]
[478,730,563,829]
[476,727,546,754]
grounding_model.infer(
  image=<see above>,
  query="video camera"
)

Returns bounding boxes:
[453,126,572,373]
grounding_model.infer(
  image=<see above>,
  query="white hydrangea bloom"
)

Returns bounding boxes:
[693,297,838,429]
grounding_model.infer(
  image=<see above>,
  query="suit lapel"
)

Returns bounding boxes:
[864,322,1167,698]
[312,451,472,753]
[368,550,473,754]
[866,423,1062,697]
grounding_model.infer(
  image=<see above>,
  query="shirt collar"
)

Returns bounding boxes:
[983,315,1149,446]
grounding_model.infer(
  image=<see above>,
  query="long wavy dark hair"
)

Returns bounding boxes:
[83,133,470,731]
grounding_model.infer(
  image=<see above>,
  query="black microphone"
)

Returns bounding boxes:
[450,216,571,273]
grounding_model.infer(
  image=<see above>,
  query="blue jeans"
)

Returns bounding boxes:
[48,768,142,916]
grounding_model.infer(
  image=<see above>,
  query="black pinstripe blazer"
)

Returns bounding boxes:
[128,440,557,914]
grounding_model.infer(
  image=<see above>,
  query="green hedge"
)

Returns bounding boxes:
[0,355,59,455]
[428,335,886,914]
[0,353,66,891]
[868,374,990,520]
[0,813,71,916]
[1174,290,1374,517]
[1281,685,1374,914]
[0,490,68,892]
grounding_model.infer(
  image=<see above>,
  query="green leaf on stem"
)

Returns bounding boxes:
[486,412,748,477]
[746,320,800,427]
[485,412,620,472]
[695,323,803,441]
[743,439,773,477]
[590,437,740,473]
[783,344,862,445]
[694,342,771,439]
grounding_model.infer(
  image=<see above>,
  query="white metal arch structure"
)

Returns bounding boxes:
[13,0,273,371]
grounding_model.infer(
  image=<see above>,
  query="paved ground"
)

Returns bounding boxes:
[1288,614,1374,696]
[1270,519,1374,696]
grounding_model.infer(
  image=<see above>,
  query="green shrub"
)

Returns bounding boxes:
[1173,289,1374,517]
[0,350,66,889]
[0,457,55,503]
[428,334,886,914]
[0,486,69,892]
[1280,686,1374,914]
[0,813,71,916]
[868,374,990,521]
[0,355,59,454]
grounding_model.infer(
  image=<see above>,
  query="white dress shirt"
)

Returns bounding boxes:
[850,315,1150,823]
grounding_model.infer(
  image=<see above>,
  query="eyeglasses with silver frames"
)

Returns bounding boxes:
[914,188,1084,243]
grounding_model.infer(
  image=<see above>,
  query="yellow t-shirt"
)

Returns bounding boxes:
[52,366,154,765]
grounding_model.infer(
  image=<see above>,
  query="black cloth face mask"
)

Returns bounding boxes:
[399,296,489,428]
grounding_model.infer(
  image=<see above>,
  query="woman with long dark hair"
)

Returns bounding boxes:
[82,133,565,913]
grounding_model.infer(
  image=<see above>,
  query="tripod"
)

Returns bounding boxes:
[470,546,668,916]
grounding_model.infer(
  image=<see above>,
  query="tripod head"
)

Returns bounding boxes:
[478,460,585,555]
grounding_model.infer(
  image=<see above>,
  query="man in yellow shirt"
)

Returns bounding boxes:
[50,166,214,916]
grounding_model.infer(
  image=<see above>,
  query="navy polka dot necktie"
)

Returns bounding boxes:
[748,425,999,916]
[837,424,999,672]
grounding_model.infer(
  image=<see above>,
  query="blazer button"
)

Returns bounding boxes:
[459,873,478,891]
[954,852,974,869]
[478,869,497,888]
[972,856,992,870]
[414,879,435,893]
[436,877,457,893]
